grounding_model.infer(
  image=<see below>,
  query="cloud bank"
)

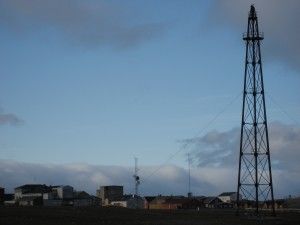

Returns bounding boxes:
[0,159,297,198]
[209,0,300,72]
[0,160,215,196]
[1,121,299,199]
[0,0,166,48]
[184,122,300,197]
[0,121,298,198]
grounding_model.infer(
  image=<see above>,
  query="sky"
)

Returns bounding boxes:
[0,0,299,197]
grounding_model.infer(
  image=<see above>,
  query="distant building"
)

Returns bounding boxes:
[19,196,43,206]
[194,196,206,202]
[110,195,144,209]
[73,191,99,207]
[236,199,285,209]
[144,196,156,209]
[43,185,74,206]
[15,184,75,206]
[285,196,300,209]
[263,199,285,209]
[14,184,51,205]
[203,197,223,208]
[98,186,123,206]
[216,201,234,208]
[218,192,240,203]
[52,185,74,199]
[43,191,64,207]
[147,196,203,210]
[4,194,15,205]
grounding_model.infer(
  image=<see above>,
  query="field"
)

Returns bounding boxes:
[0,206,299,225]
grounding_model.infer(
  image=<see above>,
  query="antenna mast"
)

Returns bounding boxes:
[187,153,192,198]
[237,5,275,216]
[133,157,140,197]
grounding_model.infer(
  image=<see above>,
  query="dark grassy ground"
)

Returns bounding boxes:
[0,206,299,225]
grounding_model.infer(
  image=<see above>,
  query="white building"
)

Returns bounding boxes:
[98,185,123,206]
[4,194,15,206]
[14,184,50,201]
[218,192,241,203]
[52,185,74,199]
[110,195,144,209]
[43,185,74,206]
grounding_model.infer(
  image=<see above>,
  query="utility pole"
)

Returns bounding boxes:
[237,5,275,216]
[133,157,140,209]
[133,157,140,195]
[187,153,192,198]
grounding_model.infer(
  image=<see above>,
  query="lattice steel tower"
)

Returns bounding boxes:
[237,5,275,215]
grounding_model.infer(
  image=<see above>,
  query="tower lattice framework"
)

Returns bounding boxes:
[237,5,275,215]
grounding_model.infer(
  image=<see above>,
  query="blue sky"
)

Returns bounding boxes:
[0,0,299,196]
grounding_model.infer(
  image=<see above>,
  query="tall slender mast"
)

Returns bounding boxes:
[236,5,275,216]
[133,157,140,197]
[187,153,192,198]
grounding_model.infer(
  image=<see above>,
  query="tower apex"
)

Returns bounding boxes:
[249,4,257,19]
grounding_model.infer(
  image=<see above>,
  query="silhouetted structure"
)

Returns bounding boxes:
[133,157,140,197]
[187,153,192,198]
[0,187,4,204]
[147,196,203,210]
[99,185,123,205]
[237,5,275,215]
[110,194,144,209]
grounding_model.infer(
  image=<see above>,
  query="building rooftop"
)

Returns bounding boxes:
[203,197,218,204]
[100,185,123,188]
[15,184,51,194]
[74,191,90,199]
[219,192,236,197]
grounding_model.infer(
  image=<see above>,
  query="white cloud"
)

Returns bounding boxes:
[181,121,300,198]
[184,122,300,171]
[0,0,166,49]
[0,121,298,198]
[0,160,212,196]
[1,150,299,199]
